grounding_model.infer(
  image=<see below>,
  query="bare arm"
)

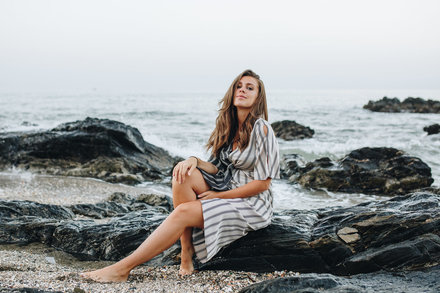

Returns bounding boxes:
[197,178,271,200]
[192,157,218,175]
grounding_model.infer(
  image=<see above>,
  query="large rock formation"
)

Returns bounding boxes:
[271,120,314,140]
[0,117,179,184]
[0,193,173,262]
[363,97,440,113]
[282,147,433,195]
[239,265,440,293]
[1,191,439,276]
[424,123,440,135]
[198,191,440,274]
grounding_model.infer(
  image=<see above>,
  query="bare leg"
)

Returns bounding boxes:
[81,201,204,282]
[172,168,209,275]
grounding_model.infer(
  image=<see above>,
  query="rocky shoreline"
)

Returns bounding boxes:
[1,117,439,292]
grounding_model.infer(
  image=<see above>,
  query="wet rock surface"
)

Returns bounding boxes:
[197,191,440,275]
[282,147,433,195]
[363,96,440,113]
[0,193,173,262]
[279,153,307,179]
[239,265,440,293]
[424,123,440,135]
[1,191,439,277]
[271,120,315,140]
[0,117,179,184]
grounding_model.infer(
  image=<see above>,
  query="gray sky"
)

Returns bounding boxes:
[1,0,439,92]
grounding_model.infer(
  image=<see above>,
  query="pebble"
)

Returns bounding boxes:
[0,245,299,292]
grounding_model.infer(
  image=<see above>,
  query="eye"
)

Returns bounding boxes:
[248,87,253,90]
[237,85,242,89]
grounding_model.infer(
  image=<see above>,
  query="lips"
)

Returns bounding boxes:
[237,95,246,99]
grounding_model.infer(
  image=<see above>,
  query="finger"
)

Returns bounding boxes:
[178,164,183,184]
[179,164,187,184]
[173,162,182,178]
[188,164,196,176]
[198,191,208,198]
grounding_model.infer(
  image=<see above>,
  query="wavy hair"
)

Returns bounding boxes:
[206,69,268,157]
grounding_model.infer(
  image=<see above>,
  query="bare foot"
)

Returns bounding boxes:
[80,265,129,283]
[179,247,195,276]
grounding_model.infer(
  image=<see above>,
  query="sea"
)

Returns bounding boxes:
[1,89,439,211]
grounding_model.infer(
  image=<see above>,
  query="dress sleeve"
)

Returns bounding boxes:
[253,119,281,180]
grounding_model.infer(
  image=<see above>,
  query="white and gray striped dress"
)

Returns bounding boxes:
[192,118,280,263]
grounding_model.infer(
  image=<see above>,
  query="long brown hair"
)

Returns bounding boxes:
[206,69,268,157]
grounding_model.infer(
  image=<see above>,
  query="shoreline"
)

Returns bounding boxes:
[0,243,299,292]
[0,171,300,292]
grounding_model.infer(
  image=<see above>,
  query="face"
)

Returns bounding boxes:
[233,76,259,110]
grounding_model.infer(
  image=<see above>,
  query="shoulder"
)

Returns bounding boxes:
[253,118,272,137]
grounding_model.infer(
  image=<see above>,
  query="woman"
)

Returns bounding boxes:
[81,69,280,282]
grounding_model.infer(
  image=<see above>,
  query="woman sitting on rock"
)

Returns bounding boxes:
[81,69,280,282]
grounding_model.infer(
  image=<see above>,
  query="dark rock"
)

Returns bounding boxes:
[363,96,440,113]
[0,199,173,261]
[271,120,315,140]
[0,200,74,220]
[284,147,433,195]
[67,192,171,219]
[0,117,179,184]
[279,154,307,179]
[1,192,439,275]
[196,191,440,274]
[240,265,440,293]
[51,210,166,260]
[424,124,440,135]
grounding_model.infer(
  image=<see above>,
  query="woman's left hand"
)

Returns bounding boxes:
[197,190,222,200]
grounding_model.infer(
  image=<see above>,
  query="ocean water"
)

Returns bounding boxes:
[1,89,439,210]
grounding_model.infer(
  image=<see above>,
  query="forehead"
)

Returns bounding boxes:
[238,76,258,86]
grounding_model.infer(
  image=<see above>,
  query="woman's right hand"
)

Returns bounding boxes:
[172,157,198,184]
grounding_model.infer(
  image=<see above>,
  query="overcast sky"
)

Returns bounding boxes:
[1,0,439,92]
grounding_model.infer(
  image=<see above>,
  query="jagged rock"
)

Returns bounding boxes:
[0,117,179,184]
[1,192,439,275]
[337,227,360,244]
[239,265,440,293]
[284,147,433,195]
[67,192,171,219]
[424,124,440,135]
[279,154,307,179]
[197,191,440,274]
[0,199,170,261]
[271,120,314,140]
[363,97,440,113]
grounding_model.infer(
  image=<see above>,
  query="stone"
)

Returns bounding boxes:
[0,117,179,184]
[279,153,307,179]
[337,227,360,244]
[363,96,440,113]
[284,147,433,195]
[1,192,439,276]
[196,191,440,275]
[271,120,315,140]
[424,124,440,135]
[239,265,440,293]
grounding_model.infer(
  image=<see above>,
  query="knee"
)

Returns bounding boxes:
[172,202,193,221]
[172,175,191,190]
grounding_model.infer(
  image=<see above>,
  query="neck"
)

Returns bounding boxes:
[236,108,250,129]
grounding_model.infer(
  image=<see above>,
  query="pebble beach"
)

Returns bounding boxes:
[0,245,299,292]
[0,171,299,292]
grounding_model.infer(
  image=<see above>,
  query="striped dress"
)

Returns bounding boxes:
[192,118,280,263]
